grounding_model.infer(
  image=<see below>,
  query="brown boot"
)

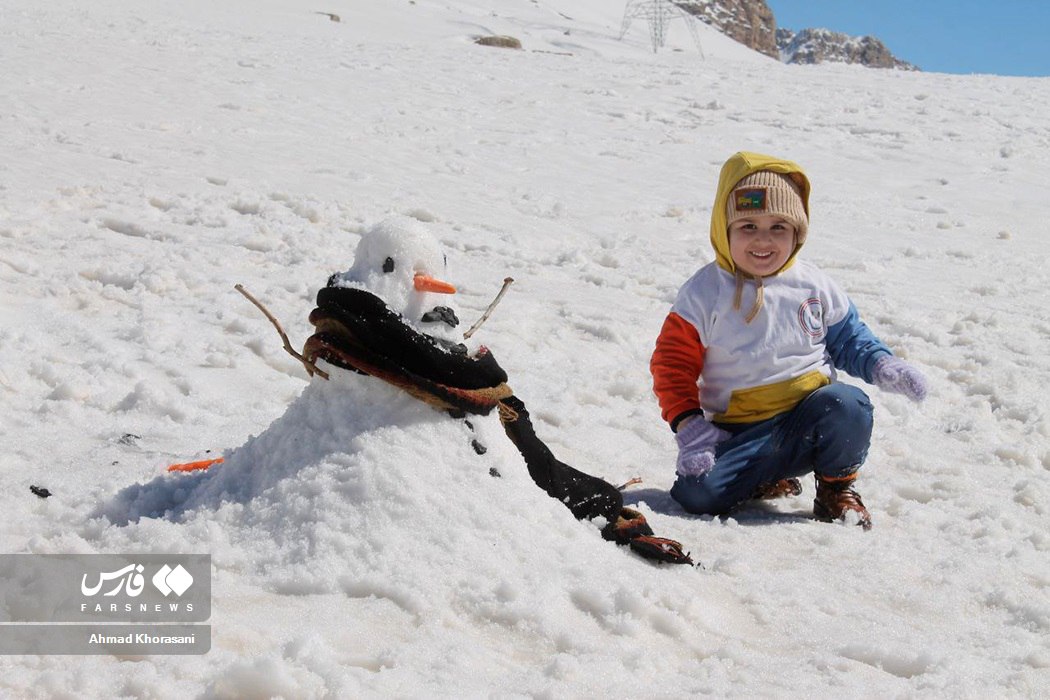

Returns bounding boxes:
[813,474,872,530]
[751,478,803,501]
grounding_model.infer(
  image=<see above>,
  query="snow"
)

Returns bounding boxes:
[2,0,1049,697]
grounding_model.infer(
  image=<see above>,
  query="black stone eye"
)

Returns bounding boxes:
[383,257,395,273]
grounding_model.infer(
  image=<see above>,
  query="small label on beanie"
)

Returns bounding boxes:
[735,188,766,212]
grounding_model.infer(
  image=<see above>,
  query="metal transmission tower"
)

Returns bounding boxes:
[619,1,705,56]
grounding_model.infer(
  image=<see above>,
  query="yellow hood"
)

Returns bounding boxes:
[710,152,811,274]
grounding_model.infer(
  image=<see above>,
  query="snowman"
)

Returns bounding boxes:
[300,217,692,565]
[109,217,691,565]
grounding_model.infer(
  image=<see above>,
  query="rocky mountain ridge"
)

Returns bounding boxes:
[675,0,917,70]
[776,28,917,70]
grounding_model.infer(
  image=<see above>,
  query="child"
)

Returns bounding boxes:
[650,151,927,529]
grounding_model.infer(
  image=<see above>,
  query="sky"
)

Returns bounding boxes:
[766,0,1050,77]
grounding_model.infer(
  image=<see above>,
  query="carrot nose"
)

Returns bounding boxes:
[413,273,456,294]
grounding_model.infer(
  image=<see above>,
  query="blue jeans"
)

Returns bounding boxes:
[670,383,874,515]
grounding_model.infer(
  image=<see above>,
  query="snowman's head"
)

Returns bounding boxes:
[333,217,459,338]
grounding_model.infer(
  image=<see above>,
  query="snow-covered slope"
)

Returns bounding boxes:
[2,0,1048,697]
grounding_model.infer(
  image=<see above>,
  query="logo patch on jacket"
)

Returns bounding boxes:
[797,298,825,338]
[734,188,766,211]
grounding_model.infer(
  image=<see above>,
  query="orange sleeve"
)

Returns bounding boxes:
[650,311,706,427]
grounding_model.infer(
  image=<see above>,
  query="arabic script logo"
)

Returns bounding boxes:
[152,564,194,597]
[81,564,146,597]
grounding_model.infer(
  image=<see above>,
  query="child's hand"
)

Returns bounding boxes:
[872,356,928,402]
[675,417,731,477]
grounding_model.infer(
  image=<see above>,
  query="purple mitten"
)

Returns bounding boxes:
[675,417,731,477]
[872,355,928,402]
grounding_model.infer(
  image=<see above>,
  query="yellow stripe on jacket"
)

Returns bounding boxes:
[714,370,830,424]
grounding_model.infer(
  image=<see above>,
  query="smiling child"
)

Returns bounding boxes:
[650,151,928,528]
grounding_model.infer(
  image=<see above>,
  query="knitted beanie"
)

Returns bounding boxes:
[725,170,809,244]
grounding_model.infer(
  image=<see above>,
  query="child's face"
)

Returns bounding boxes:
[728,215,796,277]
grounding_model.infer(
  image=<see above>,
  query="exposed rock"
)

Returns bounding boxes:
[673,0,916,70]
[674,0,778,59]
[777,28,918,70]
[474,35,523,50]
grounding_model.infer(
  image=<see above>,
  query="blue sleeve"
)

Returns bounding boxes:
[825,301,892,383]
